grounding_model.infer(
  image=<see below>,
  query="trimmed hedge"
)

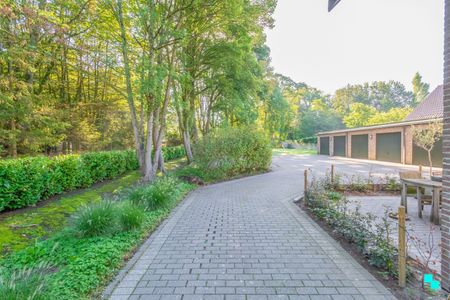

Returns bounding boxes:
[0,146,186,212]
[0,150,139,212]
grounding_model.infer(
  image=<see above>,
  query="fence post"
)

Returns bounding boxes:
[398,206,406,288]
[331,164,335,183]
[304,169,308,204]
[419,165,422,176]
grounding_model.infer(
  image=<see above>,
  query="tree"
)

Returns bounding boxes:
[296,99,343,138]
[264,87,292,141]
[412,72,430,106]
[412,121,443,175]
[367,107,412,126]
[343,103,377,128]
[332,81,414,115]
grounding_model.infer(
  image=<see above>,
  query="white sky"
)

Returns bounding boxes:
[265,0,444,94]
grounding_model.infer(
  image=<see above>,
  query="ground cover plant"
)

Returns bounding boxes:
[304,172,448,299]
[304,174,398,276]
[0,175,194,300]
[0,171,140,257]
[0,147,186,258]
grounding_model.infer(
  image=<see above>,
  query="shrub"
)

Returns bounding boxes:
[0,263,50,300]
[0,150,139,212]
[0,179,193,299]
[305,176,398,277]
[193,126,271,180]
[72,201,119,238]
[118,202,144,231]
[129,176,179,211]
[162,145,185,161]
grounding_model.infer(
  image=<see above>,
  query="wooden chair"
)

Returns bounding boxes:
[399,171,431,218]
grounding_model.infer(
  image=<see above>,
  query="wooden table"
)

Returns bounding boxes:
[400,178,442,225]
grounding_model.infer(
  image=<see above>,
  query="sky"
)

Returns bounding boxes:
[265,0,444,94]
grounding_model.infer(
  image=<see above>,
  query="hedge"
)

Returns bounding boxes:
[0,146,188,212]
[0,150,139,212]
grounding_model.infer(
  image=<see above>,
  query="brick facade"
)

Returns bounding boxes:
[317,122,436,165]
[442,0,450,290]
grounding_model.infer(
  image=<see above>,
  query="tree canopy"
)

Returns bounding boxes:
[0,1,432,179]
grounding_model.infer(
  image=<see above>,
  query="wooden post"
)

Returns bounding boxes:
[331,164,335,183]
[398,206,406,288]
[304,170,308,201]
[419,165,422,176]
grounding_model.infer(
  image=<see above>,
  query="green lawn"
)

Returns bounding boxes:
[272,148,317,156]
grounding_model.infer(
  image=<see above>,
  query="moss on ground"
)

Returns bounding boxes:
[0,171,141,257]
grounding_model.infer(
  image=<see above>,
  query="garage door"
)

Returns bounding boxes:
[319,137,330,155]
[412,139,443,168]
[376,132,401,163]
[333,136,346,157]
[351,134,368,159]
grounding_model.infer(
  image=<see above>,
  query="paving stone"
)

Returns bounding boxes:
[105,156,396,299]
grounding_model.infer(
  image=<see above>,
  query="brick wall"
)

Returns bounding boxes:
[320,122,442,166]
[442,0,450,289]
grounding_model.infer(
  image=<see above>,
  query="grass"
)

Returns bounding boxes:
[0,178,194,300]
[272,148,317,156]
[0,171,141,257]
[0,157,187,258]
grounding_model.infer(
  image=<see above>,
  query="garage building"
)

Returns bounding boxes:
[317,85,443,167]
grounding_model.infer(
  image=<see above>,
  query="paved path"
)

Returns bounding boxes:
[105,155,398,300]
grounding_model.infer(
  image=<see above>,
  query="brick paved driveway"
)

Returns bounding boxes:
[105,155,398,299]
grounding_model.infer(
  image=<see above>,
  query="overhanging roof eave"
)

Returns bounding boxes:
[317,117,443,136]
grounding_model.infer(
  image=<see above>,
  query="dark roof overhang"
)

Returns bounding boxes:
[328,0,341,12]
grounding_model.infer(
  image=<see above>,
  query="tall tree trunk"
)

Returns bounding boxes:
[116,0,144,168]
[143,114,155,182]
[182,129,194,163]
[10,120,17,158]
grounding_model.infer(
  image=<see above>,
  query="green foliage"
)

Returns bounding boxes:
[306,176,398,277]
[294,95,344,139]
[412,121,443,174]
[345,174,371,192]
[412,72,430,105]
[72,201,119,238]
[0,262,50,300]
[367,107,412,125]
[0,150,139,212]
[0,171,140,257]
[193,126,272,180]
[117,202,144,231]
[162,145,185,161]
[298,136,317,144]
[0,178,193,299]
[333,81,414,115]
[129,176,180,211]
[343,103,377,128]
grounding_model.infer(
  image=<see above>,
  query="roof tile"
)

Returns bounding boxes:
[405,85,443,121]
